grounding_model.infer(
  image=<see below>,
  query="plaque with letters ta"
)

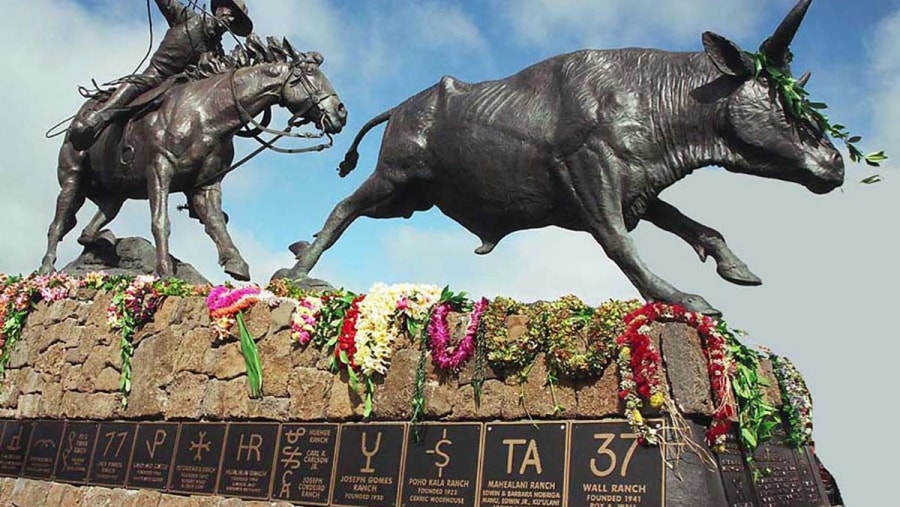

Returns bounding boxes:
[332,423,406,507]
[169,423,226,495]
[55,421,99,484]
[90,422,137,487]
[568,420,664,507]
[23,420,64,479]
[217,423,279,500]
[271,423,339,505]
[401,423,482,507]
[479,422,567,507]
[0,420,30,477]
[127,422,178,491]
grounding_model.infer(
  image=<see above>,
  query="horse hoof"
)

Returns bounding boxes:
[224,258,251,281]
[717,262,762,287]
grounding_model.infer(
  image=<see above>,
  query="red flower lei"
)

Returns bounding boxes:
[336,295,365,371]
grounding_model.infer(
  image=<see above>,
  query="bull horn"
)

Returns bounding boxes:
[796,71,811,88]
[763,0,812,65]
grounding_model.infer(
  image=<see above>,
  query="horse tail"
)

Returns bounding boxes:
[338,109,393,177]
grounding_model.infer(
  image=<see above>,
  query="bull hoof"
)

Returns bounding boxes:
[38,258,55,275]
[672,293,721,317]
[78,229,116,246]
[224,258,251,281]
[717,261,762,287]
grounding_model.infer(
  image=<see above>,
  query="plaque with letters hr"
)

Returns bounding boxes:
[218,423,279,500]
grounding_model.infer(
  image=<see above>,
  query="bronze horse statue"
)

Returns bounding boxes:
[40,39,347,281]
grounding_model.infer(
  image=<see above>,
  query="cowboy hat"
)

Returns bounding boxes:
[212,0,253,37]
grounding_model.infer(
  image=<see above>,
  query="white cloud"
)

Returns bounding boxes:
[869,8,900,172]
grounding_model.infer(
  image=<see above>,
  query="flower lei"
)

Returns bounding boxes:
[428,296,487,372]
[108,275,163,406]
[482,296,531,371]
[206,285,281,398]
[335,295,364,374]
[291,296,324,346]
[770,354,813,447]
[615,304,668,444]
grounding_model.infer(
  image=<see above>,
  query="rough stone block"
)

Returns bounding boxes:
[576,365,622,418]
[167,372,208,419]
[657,323,714,416]
[288,367,332,420]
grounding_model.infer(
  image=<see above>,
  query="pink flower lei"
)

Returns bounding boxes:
[428,297,488,372]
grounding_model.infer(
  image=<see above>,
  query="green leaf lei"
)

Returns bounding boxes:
[752,52,887,180]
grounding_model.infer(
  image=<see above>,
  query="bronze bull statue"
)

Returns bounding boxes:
[285,0,842,315]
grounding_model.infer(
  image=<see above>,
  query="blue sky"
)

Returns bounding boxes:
[2,1,900,504]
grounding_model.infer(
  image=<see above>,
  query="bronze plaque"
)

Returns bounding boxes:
[271,423,339,505]
[716,429,758,507]
[217,423,279,500]
[169,423,226,495]
[332,423,406,507]
[401,423,482,507]
[0,420,30,476]
[568,420,664,507]
[792,446,825,506]
[23,420,64,479]
[127,422,179,491]
[479,422,567,507]
[751,427,808,507]
[54,422,99,484]
[90,422,138,487]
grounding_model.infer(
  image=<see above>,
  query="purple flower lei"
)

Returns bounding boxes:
[428,297,488,372]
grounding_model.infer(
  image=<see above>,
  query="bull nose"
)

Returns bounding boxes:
[337,102,348,123]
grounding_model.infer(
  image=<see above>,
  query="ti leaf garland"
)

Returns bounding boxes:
[752,52,887,181]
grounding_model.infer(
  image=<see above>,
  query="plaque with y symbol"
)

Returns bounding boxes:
[217,422,279,500]
[400,423,482,507]
[169,423,226,495]
[332,423,406,507]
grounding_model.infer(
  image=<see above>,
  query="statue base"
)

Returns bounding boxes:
[60,232,209,285]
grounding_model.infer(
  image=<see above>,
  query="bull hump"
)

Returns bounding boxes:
[440,75,470,94]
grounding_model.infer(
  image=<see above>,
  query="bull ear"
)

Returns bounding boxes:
[702,32,754,78]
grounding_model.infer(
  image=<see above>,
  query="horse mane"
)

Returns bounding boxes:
[185,34,318,80]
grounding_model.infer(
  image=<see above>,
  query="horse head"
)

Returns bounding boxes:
[277,46,346,135]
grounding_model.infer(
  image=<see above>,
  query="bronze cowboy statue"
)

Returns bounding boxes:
[40,0,347,281]
[69,0,254,151]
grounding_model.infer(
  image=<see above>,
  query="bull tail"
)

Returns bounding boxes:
[338,109,393,177]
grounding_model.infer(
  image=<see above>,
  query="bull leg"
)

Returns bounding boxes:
[288,173,401,278]
[643,199,761,286]
[187,184,250,281]
[554,154,720,316]
[147,156,175,278]
[39,148,87,273]
[77,194,125,245]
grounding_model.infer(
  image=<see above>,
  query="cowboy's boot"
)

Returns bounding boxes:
[69,83,142,151]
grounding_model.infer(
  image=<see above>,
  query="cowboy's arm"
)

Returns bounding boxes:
[154,0,194,27]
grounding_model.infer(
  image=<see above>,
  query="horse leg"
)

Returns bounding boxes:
[186,184,250,281]
[554,151,720,316]
[288,171,409,278]
[39,148,87,273]
[77,194,125,246]
[643,198,762,286]
[147,156,175,278]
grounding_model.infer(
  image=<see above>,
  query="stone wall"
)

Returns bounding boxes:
[0,291,784,506]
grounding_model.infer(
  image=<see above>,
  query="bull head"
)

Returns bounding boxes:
[701,0,843,194]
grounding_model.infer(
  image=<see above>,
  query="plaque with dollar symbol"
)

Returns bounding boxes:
[401,423,482,507]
